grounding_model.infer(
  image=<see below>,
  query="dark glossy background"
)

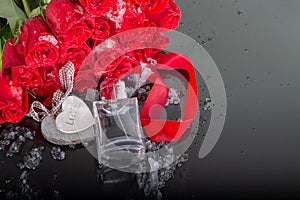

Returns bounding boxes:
[1,0,300,199]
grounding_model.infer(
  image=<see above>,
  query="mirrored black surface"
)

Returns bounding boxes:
[1,0,300,199]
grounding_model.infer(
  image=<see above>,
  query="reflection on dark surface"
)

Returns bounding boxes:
[0,108,204,199]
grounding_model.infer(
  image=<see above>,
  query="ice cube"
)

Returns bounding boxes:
[165,88,180,106]
[53,189,61,200]
[203,98,215,111]
[6,190,17,199]
[20,171,28,180]
[6,142,22,157]
[68,144,76,149]
[135,140,189,199]
[24,131,35,140]
[51,147,65,161]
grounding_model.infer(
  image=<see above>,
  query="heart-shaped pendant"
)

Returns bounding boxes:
[56,96,94,134]
[42,116,95,145]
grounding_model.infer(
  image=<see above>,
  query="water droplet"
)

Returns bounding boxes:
[237,10,243,15]
[207,36,213,41]
[244,48,249,53]
[201,41,207,46]
[52,172,58,181]
[246,76,252,81]
[241,151,246,157]
[4,177,13,184]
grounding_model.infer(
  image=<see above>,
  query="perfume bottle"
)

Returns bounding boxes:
[93,80,145,170]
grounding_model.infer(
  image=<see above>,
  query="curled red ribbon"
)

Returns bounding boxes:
[139,52,199,142]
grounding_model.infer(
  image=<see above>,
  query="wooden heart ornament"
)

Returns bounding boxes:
[56,96,94,133]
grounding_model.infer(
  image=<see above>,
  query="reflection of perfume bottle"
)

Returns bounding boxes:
[96,164,134,184]
[93,80,145,170]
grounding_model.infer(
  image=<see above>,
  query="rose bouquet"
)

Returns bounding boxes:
[0,0,181,123]
[0,0,198,142]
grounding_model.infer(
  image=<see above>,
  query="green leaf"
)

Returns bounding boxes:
[0,24,12,72]
[28,6,41,18]
[0,0,26,35]
[1,24,13,45]
[28,90,36,99]
[21,0,31,17]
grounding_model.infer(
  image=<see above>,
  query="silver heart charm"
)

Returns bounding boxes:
[42,116,95,145]
[56,96,94,134]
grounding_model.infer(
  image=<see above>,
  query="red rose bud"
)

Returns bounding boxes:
[46,0,93,44]
[60,43,91,72]
[11,66,42,90]
[0,77,28,124]
[16,16,60,67]
[2,38,26,71]
[74,70,98,92]
[79,0,118,16]
[148,0,181,30]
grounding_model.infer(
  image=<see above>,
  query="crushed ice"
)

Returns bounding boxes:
[3,170,41,199]
[136,141,189,200]
[18,146,44,170]
[0,124,35,157]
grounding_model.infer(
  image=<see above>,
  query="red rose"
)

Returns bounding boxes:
[74,70,98,92]
[31,67,62,107]
[134,48,161,62]
[108,1,145,34]
[79,0,118,16]
[129,0,168,14]
[20,16,60,67]
[148,0,181,30]
[116,27,170,53]
[0,77,28,124]
[2,16,59,69]
[46,0,93,44]
[91,40,125,78]
[91,16,111,42]
[11,66,42,90]
[2,38,25,71]
[112,53,140,78]
[60,43,91,72]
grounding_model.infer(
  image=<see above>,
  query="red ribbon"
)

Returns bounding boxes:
[139,52,199,142]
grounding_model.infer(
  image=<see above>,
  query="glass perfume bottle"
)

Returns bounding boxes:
[93,80,145,170]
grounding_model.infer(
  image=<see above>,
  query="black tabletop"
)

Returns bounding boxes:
[1,0,300,199]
